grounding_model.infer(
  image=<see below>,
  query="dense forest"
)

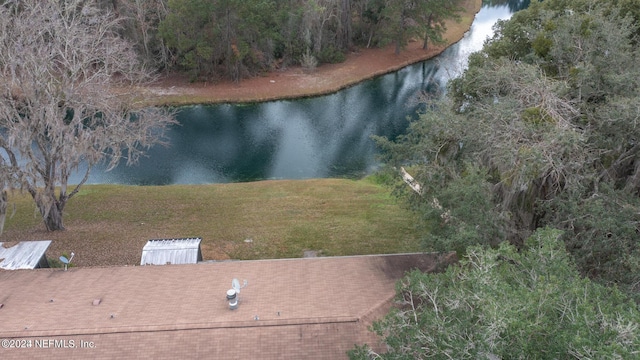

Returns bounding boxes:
[93,0,464,81]
[352,0,640,357]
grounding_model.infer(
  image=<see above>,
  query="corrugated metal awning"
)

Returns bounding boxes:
[140,238,202,265]
[0,240,52,270]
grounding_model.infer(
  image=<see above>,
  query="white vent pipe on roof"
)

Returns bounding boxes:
[226,289,238,310]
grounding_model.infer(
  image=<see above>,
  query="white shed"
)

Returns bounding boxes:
[0,240,52,270]
[140,238,203,265]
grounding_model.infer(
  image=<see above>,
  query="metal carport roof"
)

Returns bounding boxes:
[0,240,51,270]
[140,238,202,265]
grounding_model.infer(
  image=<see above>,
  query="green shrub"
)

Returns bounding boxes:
[317,45,346,64]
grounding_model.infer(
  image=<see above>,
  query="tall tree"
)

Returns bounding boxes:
[379,0,416,55]
[417,0,463,50]
[351,0,384,48]
[303,0,338,55]
[221,0,278,82]
[376,0,463,55]
[337,0,353,49]
[0,0,176,231]
[159,0,277,81]
[159,0,218,77]
[121,0,170,68]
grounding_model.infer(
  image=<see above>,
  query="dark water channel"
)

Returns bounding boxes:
[77,1,528,185]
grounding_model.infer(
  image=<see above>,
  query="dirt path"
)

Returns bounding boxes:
[140,0,481,106]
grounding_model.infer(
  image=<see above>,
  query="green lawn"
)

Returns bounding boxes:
[1,178,423,267]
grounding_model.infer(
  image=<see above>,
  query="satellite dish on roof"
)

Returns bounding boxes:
[59,252,75,271]
[232,278,247,293]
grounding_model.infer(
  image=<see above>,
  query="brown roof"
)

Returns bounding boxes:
[0,253,455,359]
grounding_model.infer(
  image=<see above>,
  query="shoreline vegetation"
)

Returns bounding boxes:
[139,0,482,106]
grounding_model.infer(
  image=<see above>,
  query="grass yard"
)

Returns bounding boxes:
[1,178,423,267]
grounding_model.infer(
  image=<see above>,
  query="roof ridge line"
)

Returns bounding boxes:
[357,293,396,323]
[0,316,359,338]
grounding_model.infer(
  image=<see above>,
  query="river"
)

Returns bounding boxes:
[76,0,529,185]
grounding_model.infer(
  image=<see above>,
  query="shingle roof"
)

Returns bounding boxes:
[0,252,455,359]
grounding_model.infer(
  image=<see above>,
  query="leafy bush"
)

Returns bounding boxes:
[317,45,346,64]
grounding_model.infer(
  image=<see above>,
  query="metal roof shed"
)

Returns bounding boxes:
[140,238,203,265]
[0,240,52,270]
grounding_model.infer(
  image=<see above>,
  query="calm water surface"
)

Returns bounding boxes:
[77,1,528,185]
